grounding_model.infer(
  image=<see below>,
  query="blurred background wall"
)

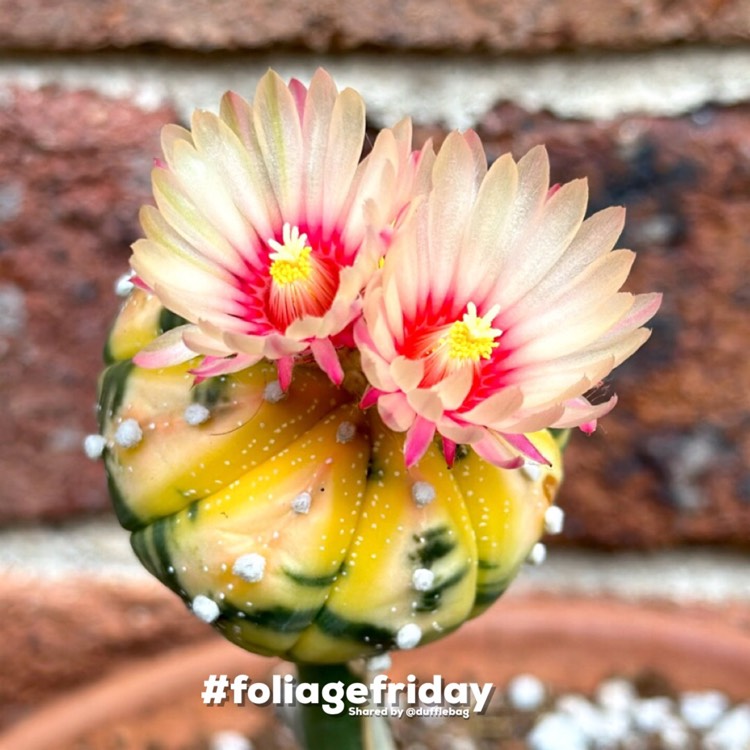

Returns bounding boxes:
[1,0,749,729]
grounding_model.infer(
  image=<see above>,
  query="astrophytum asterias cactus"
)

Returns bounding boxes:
[90,67,658,667]
[97,288,562,662]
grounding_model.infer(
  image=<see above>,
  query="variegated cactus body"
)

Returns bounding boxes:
[98,289,562,663]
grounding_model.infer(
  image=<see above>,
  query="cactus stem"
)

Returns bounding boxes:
[296,662,396,750]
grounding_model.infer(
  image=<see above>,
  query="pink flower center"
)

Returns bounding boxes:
[401,302,503,388]
[264,223,341,331]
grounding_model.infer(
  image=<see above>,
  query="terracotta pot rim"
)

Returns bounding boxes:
[2,596,750,750]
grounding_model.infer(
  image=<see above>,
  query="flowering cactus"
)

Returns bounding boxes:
[91,69,658,670]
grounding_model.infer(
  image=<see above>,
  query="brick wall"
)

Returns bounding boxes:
[3,1,749,547]
[2,0,750,729]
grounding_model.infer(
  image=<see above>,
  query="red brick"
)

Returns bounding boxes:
[0,0,747,52]
[3,85,749,549]
[475,103,750,547]
[0,577,208,728]
[0,87,178,524]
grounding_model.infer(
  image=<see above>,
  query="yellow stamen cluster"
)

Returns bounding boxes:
[268,224,313,286]
[443,302,502,362]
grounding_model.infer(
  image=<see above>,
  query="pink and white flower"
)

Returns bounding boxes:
[355,132,662,468]
[131,68,431,387]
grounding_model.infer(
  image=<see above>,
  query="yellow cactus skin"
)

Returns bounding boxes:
[98,289,563,663]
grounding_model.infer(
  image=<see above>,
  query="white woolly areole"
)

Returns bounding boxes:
[336,421,356,443]
[114,272,135,297]
[291,491,312,514]
[521,461,542,482]
[83,434,107,459]
[395,622,422,650]
[526,542,547,566]
[412,568,435,591]
[184,403,211,426]
[192,594,220,623]
[232,553,266,583]
[263,380,285,403]
[544,505,565,535]
[114,418,143,448]
[411,481,436,507]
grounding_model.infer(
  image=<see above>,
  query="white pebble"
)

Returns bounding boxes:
[632,696,673,734]
[705,704,750,750]
[336,421,356,443]
[526,542,547,566]
[521,461,542,481]
[291,491,312,514]
[395,623,422,650]
[263,380,285,403]
[680,690,729,731]
[528,713,588,750]
[192,595,220,623]
[114,418,142,448]
[412,568,435,592]
[411,481,436,507]
[232,553,266,583]
[596,710,633,747]
[83,434,107,459]
[508,674,546,712]
[114,272,134,297]
[596,678,636,713]
[556,694,604,739]
[544,505,565,535]
[367,653,392,673]
[658,716,691,750]
[209,729,254,750]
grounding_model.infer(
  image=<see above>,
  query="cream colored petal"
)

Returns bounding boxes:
[182,325,236,357]
[191,109,280,248]
[322,87,366,234]
[130,239,238,313]
[434,419,484,445]
[501,404,566,434]
[503,210,628,324]
[435,367,474,411]
[167,138,253,259]
[253,69,304,221]
[133,325,197,368]
[596,292,662,342]
[512,365,608,410]
[357,340,399,393]
[377,392,416,433]
[219,90,254,146]
[151,166,247,275]
[160,123,193,162]
[390,355,425,392]
[426,131,484,310]
[340,134,398,250]
[503,249,636,340]
[300,69,337,225]
[456,153,519,305]
[222,330,272,357]
[406,388,446,422]
[490,177,589,312]
[285,314,325,340]
[136,208,232,280]
[551,394,618,429]
[389,201,431,323]
[506,293,636,365]
[147,282,244,329]
[458,386,524,427]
